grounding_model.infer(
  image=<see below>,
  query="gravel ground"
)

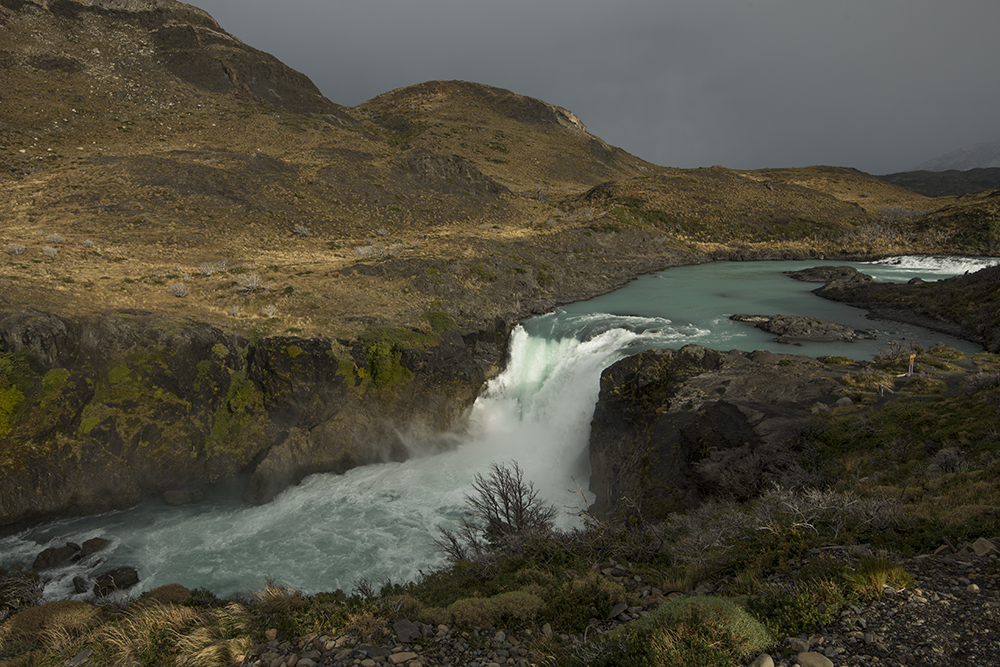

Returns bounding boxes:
[238,540,1000,667]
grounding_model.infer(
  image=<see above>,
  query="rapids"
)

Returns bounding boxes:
[1,255,995,599]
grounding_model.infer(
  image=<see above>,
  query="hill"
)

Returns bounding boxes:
[915,138,1000,171]
[3,0,993,345]
[878,168,1000,197]
[1,3,1000,666]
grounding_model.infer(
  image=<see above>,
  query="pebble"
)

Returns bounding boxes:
[236,539,1000,667]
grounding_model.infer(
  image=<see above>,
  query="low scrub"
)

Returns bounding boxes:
[577,596,772,667]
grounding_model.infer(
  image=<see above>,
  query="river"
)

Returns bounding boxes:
[1,255,995,600]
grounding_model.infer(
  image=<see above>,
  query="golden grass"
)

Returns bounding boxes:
[844,554,915,598]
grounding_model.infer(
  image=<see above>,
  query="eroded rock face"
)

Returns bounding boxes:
[588,345,848,521]
[0,309,508,530]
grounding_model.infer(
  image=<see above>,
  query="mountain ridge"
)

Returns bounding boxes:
[915,138,1000,171]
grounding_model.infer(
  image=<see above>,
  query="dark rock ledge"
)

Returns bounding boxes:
[588,345,849,522]
[730,313,875,344]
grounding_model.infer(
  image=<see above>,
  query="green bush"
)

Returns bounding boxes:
[424,309,457,333]
[751,577,846,639]
[580,596,772,667]
[436,590,545,628]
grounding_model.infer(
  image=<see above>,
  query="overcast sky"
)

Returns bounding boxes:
[191,0,999,175]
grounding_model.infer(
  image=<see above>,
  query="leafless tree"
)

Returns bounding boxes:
[435,461,557,564]
[467,461,558,542]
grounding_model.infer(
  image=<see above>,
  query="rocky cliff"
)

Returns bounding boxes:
[0,308,508,531]
[588,345,849,522]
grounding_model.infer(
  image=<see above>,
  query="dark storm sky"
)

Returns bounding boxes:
[190,0,1000,175]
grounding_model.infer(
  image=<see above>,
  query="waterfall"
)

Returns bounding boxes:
[2,315,703,600]
[1,255,985,600]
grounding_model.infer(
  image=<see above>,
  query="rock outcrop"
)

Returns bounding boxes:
[0,309,508,531]
[809,264,1000,352]
[785,265,874,284]
[588,345,848,521]
[730,313,875,344]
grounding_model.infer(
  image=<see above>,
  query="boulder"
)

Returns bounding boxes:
[93,567,140,597]
[80,537,110,558]
[32,543,81,570]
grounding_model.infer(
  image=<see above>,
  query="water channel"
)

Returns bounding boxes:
[2,255,995,599]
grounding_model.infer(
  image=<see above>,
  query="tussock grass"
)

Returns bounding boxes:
[845,554,915,599]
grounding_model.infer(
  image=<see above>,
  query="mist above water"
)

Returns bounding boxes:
[2,256,993,600]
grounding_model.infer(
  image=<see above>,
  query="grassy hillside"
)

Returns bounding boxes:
[3,0,995,346]
[878,167,1000,197]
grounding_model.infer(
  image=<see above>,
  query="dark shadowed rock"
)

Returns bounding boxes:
[93,567,140,597]
[162,488,204,506]
[394,619,421,643]
[588,345,848,521]
[80,537,110,558]
[72,576,90,595]
[785,266,873,284]
[32,543,81,570]
[0,307,513,529]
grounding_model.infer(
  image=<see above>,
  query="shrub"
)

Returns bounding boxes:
[0,600,99,649]
[45,234,64,244]
[424,310,457,333]
[844,554,914,600]
[3,243,25,255]
[82,239,94,248]
[0,569,43,622]
[353,244,386,258]
[751,577,845,638]
[440,590,545,628]
[578,596,772,667]
[841,366,894,393]
[236,273,266,295]
[260,305,278,318]
[42,246,57,259]
[168,283,189,298]
[436,462,557,565]
[292,224,310,237]
[822,355,855,366]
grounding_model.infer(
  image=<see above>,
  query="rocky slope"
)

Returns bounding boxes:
[878,167,1000,197]
[808,264,1000,353]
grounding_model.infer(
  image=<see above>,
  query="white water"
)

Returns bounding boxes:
[2,316,706,600]
[2,255,995,599]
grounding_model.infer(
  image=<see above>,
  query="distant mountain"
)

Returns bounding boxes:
[877,167,1000,197]
[915,139,1000,171]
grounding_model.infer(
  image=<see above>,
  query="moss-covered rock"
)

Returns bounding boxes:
[0,309,510,528]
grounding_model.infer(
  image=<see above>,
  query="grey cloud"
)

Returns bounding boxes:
[194,0,1000,174]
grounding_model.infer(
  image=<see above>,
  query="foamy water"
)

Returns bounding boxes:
[1,255,991,599]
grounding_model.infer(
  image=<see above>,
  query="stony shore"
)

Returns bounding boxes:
[227,539,1000,667]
